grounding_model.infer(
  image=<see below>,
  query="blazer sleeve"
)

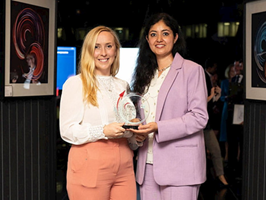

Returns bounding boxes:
[155,64,208,143]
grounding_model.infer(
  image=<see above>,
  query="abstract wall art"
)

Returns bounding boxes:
[0,1,5,99]
[245,0,266,100]
[2,0,56,97]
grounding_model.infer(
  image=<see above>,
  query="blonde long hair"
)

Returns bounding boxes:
[79,26,121,106]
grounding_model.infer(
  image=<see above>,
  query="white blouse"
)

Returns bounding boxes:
[59,74,138,148]
[144,68,170,164]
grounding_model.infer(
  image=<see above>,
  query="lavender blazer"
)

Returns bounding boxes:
[136,53,208,186]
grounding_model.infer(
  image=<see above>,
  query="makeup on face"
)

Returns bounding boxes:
[146,20,177,58]
[94,31,117,76]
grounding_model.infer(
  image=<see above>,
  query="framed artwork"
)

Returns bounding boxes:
[2,0,56,97]
[0,1,5,99]
[245,0,266,100]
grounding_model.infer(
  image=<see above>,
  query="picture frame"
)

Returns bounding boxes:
[0,1,6,100]
[2,0,56,97]
[245,0,266,100]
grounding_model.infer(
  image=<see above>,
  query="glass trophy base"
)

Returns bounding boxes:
[122,125,139,129]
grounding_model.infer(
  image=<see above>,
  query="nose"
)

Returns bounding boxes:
[100,47,107,56]
[156,34,163,42]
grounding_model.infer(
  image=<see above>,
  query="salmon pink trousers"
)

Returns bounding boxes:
[66,138,137,200]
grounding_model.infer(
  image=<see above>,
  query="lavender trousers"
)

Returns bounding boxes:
[139,164,200,200]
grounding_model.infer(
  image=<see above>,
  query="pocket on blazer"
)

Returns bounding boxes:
[174,144,198,148]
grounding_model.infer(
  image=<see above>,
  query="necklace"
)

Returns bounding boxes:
[97,76,113,92]
[158,65,171,72]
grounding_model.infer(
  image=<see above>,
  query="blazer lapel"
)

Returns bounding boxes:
[155,53,184,121]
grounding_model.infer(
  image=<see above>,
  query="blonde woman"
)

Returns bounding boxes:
[60,26,139,200]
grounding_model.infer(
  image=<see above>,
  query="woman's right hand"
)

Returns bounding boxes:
[103,122,126,138]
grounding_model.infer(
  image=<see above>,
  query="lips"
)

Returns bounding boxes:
[155,44,165,48]
[98,58,109,62]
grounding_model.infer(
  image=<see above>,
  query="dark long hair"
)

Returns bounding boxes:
[131,13,186,94]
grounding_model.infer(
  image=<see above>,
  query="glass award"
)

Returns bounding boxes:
[116,91,150,129]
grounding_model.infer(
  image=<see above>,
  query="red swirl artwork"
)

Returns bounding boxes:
[10,1,49,86]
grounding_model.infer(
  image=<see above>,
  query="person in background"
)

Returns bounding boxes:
[210,72,223,138]
[232,59,243,84]
[23,53,36,83]
[219,63,236,162]
[23,53,41,88]
[204,58,229,188]
[59,26,140,200]
[129,13,208,200]
[227,58,244,177]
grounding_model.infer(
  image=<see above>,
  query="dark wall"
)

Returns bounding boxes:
[0,82,265,200]
[0,0,265,199]
[242,99,266,200]
[0,97,57,199]
[241,1,266,199]
[0,0,57,198]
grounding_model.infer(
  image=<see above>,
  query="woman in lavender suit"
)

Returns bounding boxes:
[130,13,208,200]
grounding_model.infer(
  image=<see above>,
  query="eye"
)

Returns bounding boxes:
[95,45,100,49]
[150,33,156,37]
[163,32,170,36]
[107,44,113,49]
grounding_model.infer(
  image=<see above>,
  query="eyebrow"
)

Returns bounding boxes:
[95,42,113,45]
[149,29,171,33]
